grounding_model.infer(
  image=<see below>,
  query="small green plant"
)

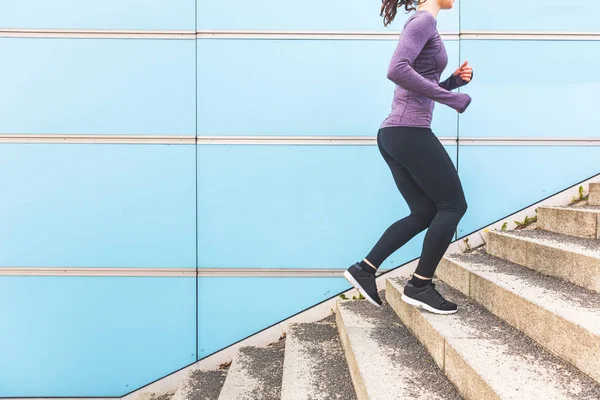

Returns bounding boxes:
[352,293,366,300]
[515,215,537,229]
[501,222,508,231]
[571,186,589,203]
[339,293,347,300]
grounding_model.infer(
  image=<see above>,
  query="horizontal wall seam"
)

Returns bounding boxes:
[0,267,390,277]
[0,29,196,39]
[1,29,599,40]
[1,135,600,146]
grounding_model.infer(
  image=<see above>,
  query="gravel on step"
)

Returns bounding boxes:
[149,393,175,400]
[342,291,462,400]
[291,322,357,400]
[448,249,600,310]
[501,228,600,254]
[182,369,228,400]
[237,339,286,400]
[317,312,337,324]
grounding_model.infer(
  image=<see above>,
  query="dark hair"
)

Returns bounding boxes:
[380,0,425,27]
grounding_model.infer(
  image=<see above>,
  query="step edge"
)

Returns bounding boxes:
[335,302,370,400]
[385,279,500,400]
[440,257,600,383]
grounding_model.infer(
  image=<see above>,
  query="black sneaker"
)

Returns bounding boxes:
[401,281,457,314]
[343,263,383,307]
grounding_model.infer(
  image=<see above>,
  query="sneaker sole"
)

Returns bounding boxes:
[401,294,458,315]
[343,270,382,308]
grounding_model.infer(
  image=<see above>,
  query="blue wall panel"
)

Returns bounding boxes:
[461,0,600,32]
[197,0,459,32]
[0,276,196,397]
[197,39,459,137]
[0,144,196,268]
[0,38,196,135]
[197,277,351,358]
[458,40,600,138]
[457,145,600,237]
[197,144,457,270]
[0,0,195,30]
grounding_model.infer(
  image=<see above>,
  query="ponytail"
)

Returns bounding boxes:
[380,0,425,27]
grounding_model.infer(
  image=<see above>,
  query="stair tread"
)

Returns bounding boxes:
[388,278,600,399]
[447,250,600,336]
[492,229,600,257]
[281,322,356,400]
[174,369,228,400]
[218,341,285,400]
[337,293,461,400]
[541,204,600,212]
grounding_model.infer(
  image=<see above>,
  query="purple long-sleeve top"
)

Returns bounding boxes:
[381,10,472,129]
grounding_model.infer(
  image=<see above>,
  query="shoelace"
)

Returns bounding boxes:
[429,282,447,305]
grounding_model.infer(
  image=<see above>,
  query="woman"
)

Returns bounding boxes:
[344,0,472,314]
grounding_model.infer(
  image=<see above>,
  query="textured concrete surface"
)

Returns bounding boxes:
[281,322,356,400]
[590,183,600,206]
[172,369,228,400]
[336,293,460,400]
[217,340,285,400]
[486,229,600,292]
[387,277,600,399]
[441,250,600,383]
[537,205,600,239]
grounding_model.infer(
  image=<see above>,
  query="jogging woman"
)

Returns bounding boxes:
[344,0,473,314]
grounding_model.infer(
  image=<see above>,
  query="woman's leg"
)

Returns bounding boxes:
[364,129,438,268]
[378,127,467,278]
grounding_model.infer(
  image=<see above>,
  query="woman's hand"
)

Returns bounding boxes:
[454,61,473,82]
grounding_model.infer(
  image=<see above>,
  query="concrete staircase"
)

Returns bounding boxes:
[153,182,600,400]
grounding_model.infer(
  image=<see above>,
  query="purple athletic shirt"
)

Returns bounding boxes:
[381,10,472,129]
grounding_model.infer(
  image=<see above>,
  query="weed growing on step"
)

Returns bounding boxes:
[353,293,365,300]
[501,222,507,231]
[339,292,365,301]
[515,215,537,230]
[571,186,589,203]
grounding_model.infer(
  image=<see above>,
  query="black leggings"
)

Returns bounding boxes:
[366,126,468,278]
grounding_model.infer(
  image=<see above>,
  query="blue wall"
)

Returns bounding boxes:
[1,0,599,396]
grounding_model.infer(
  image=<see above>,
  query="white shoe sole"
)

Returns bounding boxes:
[401,294,458,315]
[343,270,382,308]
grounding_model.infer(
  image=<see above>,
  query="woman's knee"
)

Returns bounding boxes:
[409,207,437,226]
[437,197,468,215]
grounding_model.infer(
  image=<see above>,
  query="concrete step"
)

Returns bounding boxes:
[387,277,600,400]
[590,182,600,206]
[172,369,228,400]
[537,204,600,239]
[486,229,600,293]
[217,340,285,400]
[281,322,356,400]
[336,292,461,400]
[436,249,600,383]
